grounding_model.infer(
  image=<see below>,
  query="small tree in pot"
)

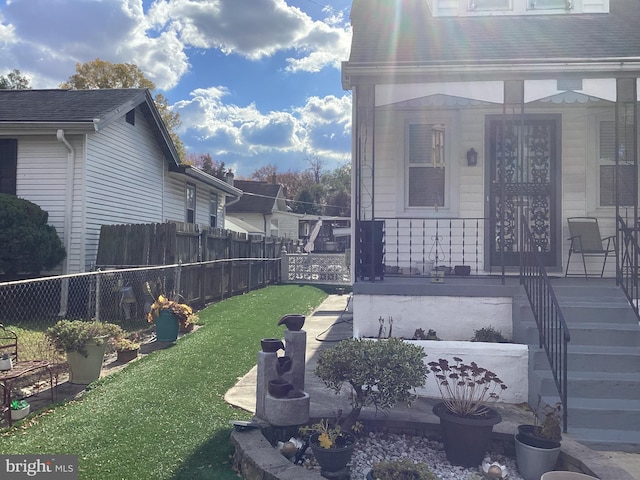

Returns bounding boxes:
[304,337,429,474]
[315,337,429,431]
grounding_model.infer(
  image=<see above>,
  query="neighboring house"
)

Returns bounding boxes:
[0,89,242,274]
[298,215,351,252]
[225,179,300,239]
[342,0,640,450]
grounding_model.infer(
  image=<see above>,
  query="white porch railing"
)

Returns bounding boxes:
[281,253,351,285]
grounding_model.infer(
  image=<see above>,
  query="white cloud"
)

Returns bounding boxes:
[174,86,351,174]
[148,0,351,72]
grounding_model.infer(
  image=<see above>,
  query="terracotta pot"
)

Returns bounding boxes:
[432,402,502,467]
[117,348,139,363]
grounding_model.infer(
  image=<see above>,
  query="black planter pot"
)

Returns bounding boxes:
[309,432,356,473]
[517,424,561,449]
[432,402,502,467]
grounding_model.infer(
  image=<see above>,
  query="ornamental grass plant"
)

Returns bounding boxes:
[0,285,328,480]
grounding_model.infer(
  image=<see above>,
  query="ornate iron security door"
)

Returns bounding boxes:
[488,116,559,267]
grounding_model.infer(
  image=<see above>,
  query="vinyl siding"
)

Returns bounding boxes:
[14,134,85,274]
[85,107,165,269]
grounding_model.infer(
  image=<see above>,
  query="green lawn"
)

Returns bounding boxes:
[0,285,329,480]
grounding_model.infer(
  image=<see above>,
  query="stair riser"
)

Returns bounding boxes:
[518,324,640,347]
[567,409,640,431]
[532,351,640,373]
[568,328,640,346]
[538,377,640,400]
[562,307,638,325]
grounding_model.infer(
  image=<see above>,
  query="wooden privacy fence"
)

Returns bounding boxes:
[96,222,299,266]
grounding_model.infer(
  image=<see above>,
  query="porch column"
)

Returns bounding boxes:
[615,78,638,228]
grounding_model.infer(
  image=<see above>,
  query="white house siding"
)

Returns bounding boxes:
[370,86,618,274]
[272,212,300,239]
[15,134,85,274]
[85,111,165,270]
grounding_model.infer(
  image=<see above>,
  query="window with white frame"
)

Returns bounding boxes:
[598,119,636,207]
[407,123,446,208]
[186,183,196,223]
[469,0,511,11]
[209,193,218,228]
[527,0,570,10]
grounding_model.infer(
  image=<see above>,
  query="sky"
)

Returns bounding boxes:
[0,0,353,177]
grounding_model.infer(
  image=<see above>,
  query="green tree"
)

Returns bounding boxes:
[0,69,31,89]
[293,189,321,215]
[0,194,66,279]
[60,58,185,159]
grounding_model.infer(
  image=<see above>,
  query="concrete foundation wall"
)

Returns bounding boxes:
[353,294,513,340]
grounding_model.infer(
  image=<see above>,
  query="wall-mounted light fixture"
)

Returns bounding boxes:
[466,148,478,166]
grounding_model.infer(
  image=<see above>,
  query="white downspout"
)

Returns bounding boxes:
[57,129,75,317]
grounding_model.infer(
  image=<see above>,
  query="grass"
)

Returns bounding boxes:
[0,284,329,480]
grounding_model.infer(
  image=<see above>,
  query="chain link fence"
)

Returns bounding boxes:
[0,258,281,367]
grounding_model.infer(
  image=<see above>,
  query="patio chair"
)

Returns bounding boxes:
[565,217,616,279]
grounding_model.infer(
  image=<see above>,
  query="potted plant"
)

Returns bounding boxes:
[111,334,141,363]
[367,458,440,480]
[299,418,358,475]
[10,399,30,421]
[427,356,507,467]
[515,400,562,480]
[46,320,123,384]
[146,290,198,342]
[314,337,429,431]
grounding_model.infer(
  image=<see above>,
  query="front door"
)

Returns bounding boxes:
[487,115,560,268]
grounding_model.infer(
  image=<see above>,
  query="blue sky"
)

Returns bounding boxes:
[0,0,353,177]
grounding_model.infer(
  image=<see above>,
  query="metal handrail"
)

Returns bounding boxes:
[519,217,570,432]
[617,215,640,321]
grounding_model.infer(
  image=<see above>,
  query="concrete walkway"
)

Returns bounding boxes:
[224,294,640,480]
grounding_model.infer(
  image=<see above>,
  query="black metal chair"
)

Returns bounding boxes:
[565,217,616,279]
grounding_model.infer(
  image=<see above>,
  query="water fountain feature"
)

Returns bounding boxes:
[256,314,310,426]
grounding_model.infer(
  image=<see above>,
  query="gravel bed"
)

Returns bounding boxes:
[301,431,525,480]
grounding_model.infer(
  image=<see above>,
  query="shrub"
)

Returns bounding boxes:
[0,193,66,278]
[470,325,510,343]
[46,320,123,357]
[315,337,428,430]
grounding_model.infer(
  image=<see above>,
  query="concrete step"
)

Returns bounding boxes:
[566,323,640,346]
[535,370,640,400]
[564,397,640,431]
[518,321,640,347]
[531,346,640,373]
[567,427,640,452]
[561,306,638,325]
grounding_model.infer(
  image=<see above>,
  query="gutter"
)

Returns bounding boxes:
[341,60,640,88]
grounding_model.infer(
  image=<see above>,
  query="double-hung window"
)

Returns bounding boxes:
[598,119,636,207]
[407,124,446,209]
[186,183,196,223]
[468,0,511,11]
[527,0,570,10]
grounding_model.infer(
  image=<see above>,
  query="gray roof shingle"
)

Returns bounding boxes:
[348,0,640,65]
[0,88,147,123]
